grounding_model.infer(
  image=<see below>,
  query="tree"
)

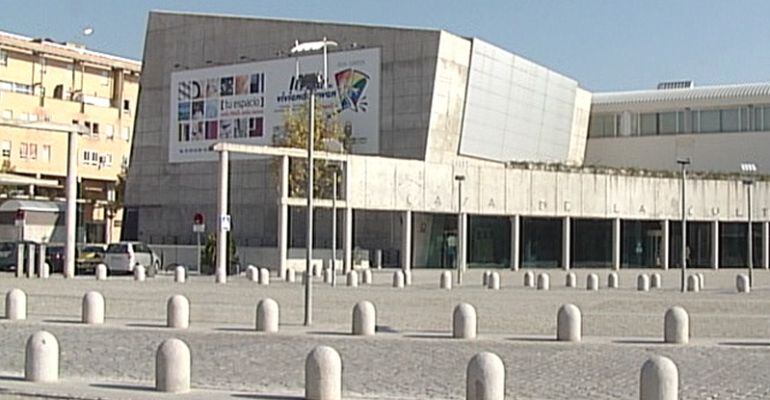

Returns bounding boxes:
[201,233,239,275]
[272,100,347,199]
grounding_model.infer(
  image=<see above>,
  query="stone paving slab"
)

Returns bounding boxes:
[0,269,768,399]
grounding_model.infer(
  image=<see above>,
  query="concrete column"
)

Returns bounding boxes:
[343,207,353,273]
[458,213,468,277]
[278,155,289,279]
[612,218,621,270]
[216,150,229,284]
[712,220,720,269]
[37,244,46,278]
[510,215,520,271]
[15,243,24,278]
[64,130,77,279]
[762,222,770,269]
[661,220,670,270]
[402,210,412,272]
[562,217,571,270]
[26,243,35,278]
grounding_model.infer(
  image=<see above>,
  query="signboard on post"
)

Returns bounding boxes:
[220,215,231,232]
[168,47,381,162]
[14,209,25,227]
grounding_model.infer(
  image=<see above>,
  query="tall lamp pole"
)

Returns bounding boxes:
[741,162,757,288]
[455,175,465,285]
[676,158,691,292]
[291,39,337,327]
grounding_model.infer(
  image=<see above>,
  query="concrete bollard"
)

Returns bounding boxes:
[586,273,599,291]
[259,268,270,286]
[286,269,296,283]
[664,306,689,344]
[166,295,190,329]
[40,262,50,279]
[736,274,750,293]
[347,270,359,287]
[24,331,59,383]
[134,265,146,281]
[482,270,491,287]
[246,265,258,281]
[466,352,505,400]
[6,288,26,320]
[155,338,191,393]
[523,271,534,287]
[314,263,323,278]
[96,263,107,280]
[440,271,452,289]
[82,291,105,325]
[537,273,550,290]
[639,355,679,400]
[651,273,662,289]
[487,272,500,290]
[362,269,372,285]
[608,272,619,289]
[697,273,705,289]
[256,298,279,333]
[174,266,186,283]
[637,274,650,292]
[393,270,405,288]
[565,272,576,288]
[352,301,376,336]
[557,304,582,342]
[453,303,477,339]
[305,346,342,400]
[404,269,412,286]
[324,267,333,284]
[686,274,699,293]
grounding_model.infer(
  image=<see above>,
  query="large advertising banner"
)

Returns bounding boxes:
[169,48,380,162]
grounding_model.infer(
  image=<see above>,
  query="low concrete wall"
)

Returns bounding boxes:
[149,245,370,273]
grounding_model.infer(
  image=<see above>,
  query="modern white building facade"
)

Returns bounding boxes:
[125,11,770,273]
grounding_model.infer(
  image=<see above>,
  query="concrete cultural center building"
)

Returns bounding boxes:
[126,11,770,274]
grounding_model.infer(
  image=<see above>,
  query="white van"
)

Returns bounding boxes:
[103,242,160,275]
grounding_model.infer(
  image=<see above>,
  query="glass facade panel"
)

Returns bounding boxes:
[571,219,612,268]
[699,110,721,133]
[763,107,770,130]
[468,216,510,267]
[622,220,664,268]
[640,113,657,135]
[658,112,678,134]
[721,108,739,132]
[521,218,561,268]
[720,222,747,267]
[669,222,712,268]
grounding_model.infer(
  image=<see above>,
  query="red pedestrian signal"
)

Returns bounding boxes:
[193,213,204,225]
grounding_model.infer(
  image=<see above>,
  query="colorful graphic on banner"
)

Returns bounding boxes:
[169,48,380,162]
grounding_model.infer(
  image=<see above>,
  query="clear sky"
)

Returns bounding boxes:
[2,0,768,92]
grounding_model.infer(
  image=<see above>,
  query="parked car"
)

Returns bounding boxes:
[0,241,40,272]
[45,245,67,273]
[103,242,160,275]
[76,244,106,273]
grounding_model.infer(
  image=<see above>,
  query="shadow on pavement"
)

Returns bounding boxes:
[232,394,303,400]
[91,382,155,392]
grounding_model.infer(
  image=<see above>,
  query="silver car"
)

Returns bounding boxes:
[103,242,160,275]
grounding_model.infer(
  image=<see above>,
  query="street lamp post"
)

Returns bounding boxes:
[676,158,691,292]
[290,38,337,327]
[455,175,465,285]
[741,162,757,288]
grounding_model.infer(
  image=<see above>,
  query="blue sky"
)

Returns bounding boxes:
[2,0,768,91]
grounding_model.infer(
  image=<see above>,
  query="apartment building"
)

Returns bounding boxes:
[0,30,141,243]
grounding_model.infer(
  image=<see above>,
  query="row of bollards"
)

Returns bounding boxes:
[20,327,679,399]
[1,288,693,344]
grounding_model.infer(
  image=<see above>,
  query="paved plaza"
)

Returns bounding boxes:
[0,268,769,399]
